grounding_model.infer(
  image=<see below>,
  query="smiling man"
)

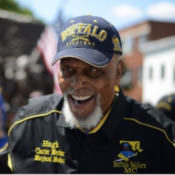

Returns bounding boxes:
[60,56,122,131]
[0,15,175,174]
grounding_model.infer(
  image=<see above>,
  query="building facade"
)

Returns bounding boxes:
[119,20,175,101]
[141,35,175,106]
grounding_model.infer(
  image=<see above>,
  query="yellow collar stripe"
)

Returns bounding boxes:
[77,106,112,134]
[89,107,112,134]
[78,94,118,134]
[115,85,119,93]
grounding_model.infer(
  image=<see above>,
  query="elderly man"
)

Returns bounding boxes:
[0,15,175,174]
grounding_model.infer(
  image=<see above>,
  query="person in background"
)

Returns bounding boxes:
[0,92,8,149]
[0,15,175,174]
[156,93,175,122]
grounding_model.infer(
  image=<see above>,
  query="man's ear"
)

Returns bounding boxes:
[115,60,123,85]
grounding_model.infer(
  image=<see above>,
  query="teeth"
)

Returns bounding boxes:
[72,95,92,101]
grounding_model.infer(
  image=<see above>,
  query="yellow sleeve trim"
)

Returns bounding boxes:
[8,110,61,135]
[0,143,8,152]
[8,153,13,171]
[124,117,175,147]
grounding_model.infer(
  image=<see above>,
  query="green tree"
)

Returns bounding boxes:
[0,0,44,23]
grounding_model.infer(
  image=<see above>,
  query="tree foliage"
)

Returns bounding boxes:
[0,0,44,23]
[0,0,33,16]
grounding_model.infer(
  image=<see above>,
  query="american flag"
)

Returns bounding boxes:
[37,26,62,94]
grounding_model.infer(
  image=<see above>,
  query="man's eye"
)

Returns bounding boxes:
[86,67,101,77]
[60,67,74,77]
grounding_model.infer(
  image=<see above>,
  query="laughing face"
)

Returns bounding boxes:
[58,54,122,129]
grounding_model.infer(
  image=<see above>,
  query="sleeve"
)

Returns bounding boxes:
[0,105,27,174]
[160,133,175,173]
[0,144,13,173]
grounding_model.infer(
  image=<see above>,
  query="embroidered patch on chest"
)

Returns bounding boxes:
[113,140,147,173]
[34,140,65,164]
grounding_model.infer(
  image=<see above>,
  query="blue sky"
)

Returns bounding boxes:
[14,0,175,29]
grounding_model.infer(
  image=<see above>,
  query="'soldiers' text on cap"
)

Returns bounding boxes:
[52,15,122,67]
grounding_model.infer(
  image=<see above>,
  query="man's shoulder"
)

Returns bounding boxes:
[126,96,172,125]
[13,94,63,122]
[125,96,175,142]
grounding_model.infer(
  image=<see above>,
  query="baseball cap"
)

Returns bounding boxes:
[52,15,122,67]
[156,94,175,121]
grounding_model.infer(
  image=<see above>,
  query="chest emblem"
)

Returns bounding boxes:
[116,141,143,161]
[113,140,146,173]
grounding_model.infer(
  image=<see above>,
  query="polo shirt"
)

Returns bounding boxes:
[0,89,175,173]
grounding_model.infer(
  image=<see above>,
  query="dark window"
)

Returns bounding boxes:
[139,34,148,45]
[173,66,175,82]
[122,36,134,54]
[161,65,165,79]
[138,67,142,83]
[149,67,153,80]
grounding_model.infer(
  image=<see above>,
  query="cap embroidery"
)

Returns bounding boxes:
[61,23,107,45]
[52,15,123,66]
[168,96,172,103]
[112,35,122,51]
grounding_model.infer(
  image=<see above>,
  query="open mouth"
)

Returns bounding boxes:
[70,95,94,106]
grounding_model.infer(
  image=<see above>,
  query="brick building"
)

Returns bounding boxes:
[119,20,175,101]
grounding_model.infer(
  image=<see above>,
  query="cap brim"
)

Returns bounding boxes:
[52,48,114,67]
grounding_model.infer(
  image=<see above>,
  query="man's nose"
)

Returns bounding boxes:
[70,74,86,89]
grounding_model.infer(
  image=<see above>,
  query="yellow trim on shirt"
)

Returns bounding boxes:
[89,107,112,134]
[78,91,119,134]
[8,110,61,135]
[124,117,175,147]
[8,154,13,171]
[115,85,119,93]
[0,143,8,152]
[77,106,113,134]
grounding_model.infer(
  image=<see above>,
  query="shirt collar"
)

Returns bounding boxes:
[56,87,127,139]
[56,97,70,128]
[100,89,127,140]
[57,94,118,130]
[56,112,70,127]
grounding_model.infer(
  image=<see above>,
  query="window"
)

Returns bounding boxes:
[173,65,175,83]
[138,67,142,83]
[139,34,148,45]
[149,67,153,80]
[160,65,165,79]
[122,36,134,54]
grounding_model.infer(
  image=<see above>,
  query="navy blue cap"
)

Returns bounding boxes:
[52,15,122,67]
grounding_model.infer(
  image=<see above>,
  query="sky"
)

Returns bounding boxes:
[14,0,175,29]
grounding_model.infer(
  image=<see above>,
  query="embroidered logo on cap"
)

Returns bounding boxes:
[61,23,107,47]
[112,35,122,52]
